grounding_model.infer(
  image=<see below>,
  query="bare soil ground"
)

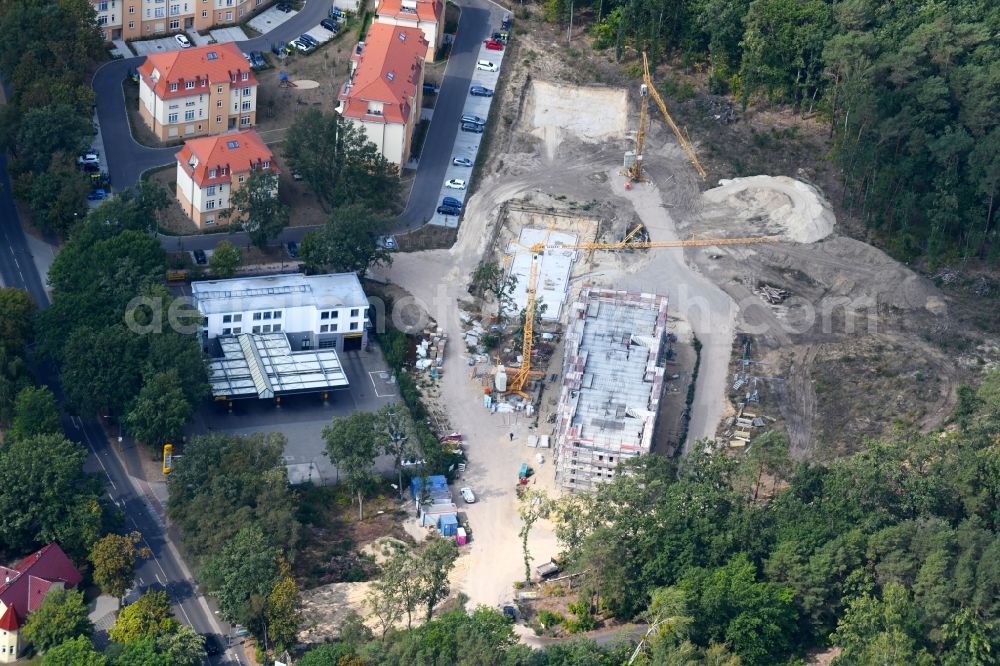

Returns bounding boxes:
[360,1,1000,615]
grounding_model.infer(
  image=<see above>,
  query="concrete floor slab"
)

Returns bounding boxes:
[248,6,297,34]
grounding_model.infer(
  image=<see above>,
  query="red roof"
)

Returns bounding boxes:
[340,24,426,124]
[0,606,18,631]
[175,130,279,188]
[0,544,81,625]
[138,42,256,100]
[377,0,442,23]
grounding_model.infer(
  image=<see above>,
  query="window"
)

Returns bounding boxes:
[168,112,178,123]
[242,86,251,94]
[169,82,178,91]
[273,311,281,319]
[169,19,179,28]
[128,19,134,26]
[320,324,329,333]
[240,116,250,126]
[233,327,241,333]
[253,312,262,320]
[241,100,251,111]
[155,6,164,16]
[170,3,179,13]
[206,200,215,210]
[262,311,271,320]
[207,185,216,195]
[216,115,222,123]
[233,314,242,322]
[330,324,338,332]
[217,85,223,94]
[98,15,108,24]
[202,9,207,16]
[209,169,216,178]
[331,310,339,318]
[238,174,245,183]
[185,80,195,90]
[272,323,281,332]
[252,325,260,333]
[321,312,329,320]
[263,160,270,169]
[350,308,359,317]
[217,100,223,108]
[99,1,108,9]
[129,4,134,11]
[225,10,232,18]
[223,314,232,323]
[184,110,195,120]
[262,324,271,333]
[222,327,231,335]
[145,8,150,16]
[350,322,359,331]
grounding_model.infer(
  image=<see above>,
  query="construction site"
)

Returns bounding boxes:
[362,21,988,623]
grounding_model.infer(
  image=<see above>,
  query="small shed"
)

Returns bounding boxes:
[439,514,459,537]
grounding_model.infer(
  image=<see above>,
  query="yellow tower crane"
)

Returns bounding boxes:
[502,229,779,397]
[627,52,708,183]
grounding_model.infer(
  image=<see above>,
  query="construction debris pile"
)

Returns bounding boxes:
[754,282,789,304]
[414,328,447,380]
[724,336,778,447]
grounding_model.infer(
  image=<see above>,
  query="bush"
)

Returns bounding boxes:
[537,610,565,629]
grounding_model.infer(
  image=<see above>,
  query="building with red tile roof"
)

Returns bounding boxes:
[138,42,258,142]
[174,129,279,228]
[0,543,82,663]
[337,24,427,166]
[374,0,444,61]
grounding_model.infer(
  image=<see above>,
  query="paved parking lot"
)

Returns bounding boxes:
[427,43,505,227]
[248,6,298,34]
[131,35,190,55]
[193,349,398,484]
[208,26,250,43]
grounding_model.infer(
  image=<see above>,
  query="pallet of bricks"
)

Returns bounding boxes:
[414,328,447,379]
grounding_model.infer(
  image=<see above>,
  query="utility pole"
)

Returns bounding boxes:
[566,0,574,43]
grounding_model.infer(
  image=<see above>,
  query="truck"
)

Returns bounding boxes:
[518,463,531,484]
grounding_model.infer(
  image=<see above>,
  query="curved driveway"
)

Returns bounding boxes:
[92,0,501,250]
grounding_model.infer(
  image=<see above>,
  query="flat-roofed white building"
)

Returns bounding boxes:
[191,273,371,400]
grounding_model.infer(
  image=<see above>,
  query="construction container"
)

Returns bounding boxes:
[439,514,459,536]
[456,527,467,545]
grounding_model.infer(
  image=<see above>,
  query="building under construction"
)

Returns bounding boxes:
[554,289,669,491]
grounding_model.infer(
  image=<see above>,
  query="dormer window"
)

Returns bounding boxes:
[209,168,217,178]
[241,71,249,81]
[169,82,178,91]
[263,160,270,169]
[185,80,195,89]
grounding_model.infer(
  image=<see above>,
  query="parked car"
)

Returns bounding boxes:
[287,241,298,258]
[422,82,439,95]
[329,6,344,17]
[251,51,266,68]
[299,33,319,47]
[242,51,252,63]
[442,196,463,208]
[498,31,510,42]
[445,179,467,190]
[469,85,494,97]
[320,18,338,31]
[461,113,486,125]
[276,2,292,11]
[401,457,426,467]
[77,152,99,166]
[192,249,207,265]
[292,39,314,53]
[437,204,461,216]
[460,487,476,503]
[475,60,497,72]
[502,605,517,621]
[501,12,511,29]
[485,39,503,51]
[272,41,287,56]
[174,33,191,48]
[377,235,398,250]
[452,157,473,167]
[87,188,107,201]
[82,162,101,173]
[460,122,484,133]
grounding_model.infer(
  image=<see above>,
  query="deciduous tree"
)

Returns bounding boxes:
[209,239,241,278]
[21,588,93,653]
[9,385,61,441]
[300,204,394,275]
[108,590,177,644]
[322,411,382,518]
[41,636,108,666]
[517,489,550,584]
[204,525,280,633]
[265,571,301,652]
[124,370,192,448]
[223,171,288,249]
[90,531,151,605]
[415,536,458,622]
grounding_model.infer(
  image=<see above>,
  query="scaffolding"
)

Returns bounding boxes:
[554,289,669,491]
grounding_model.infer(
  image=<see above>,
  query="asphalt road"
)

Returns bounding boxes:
[90,0,500,249]
[0,108,240,662]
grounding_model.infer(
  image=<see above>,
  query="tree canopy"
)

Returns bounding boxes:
[223,170,289,249]
[300,204,394,276]
[21,588,93,653]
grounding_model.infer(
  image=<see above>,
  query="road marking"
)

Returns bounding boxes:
[368,371,396,397]
[80,424,116,489]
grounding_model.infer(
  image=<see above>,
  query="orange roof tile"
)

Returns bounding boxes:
[377,0,442,24]
[138,42,256,100]
[175,130,279,188]
[340,24,426,124]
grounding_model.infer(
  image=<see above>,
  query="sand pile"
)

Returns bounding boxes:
[702,176,836,243]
